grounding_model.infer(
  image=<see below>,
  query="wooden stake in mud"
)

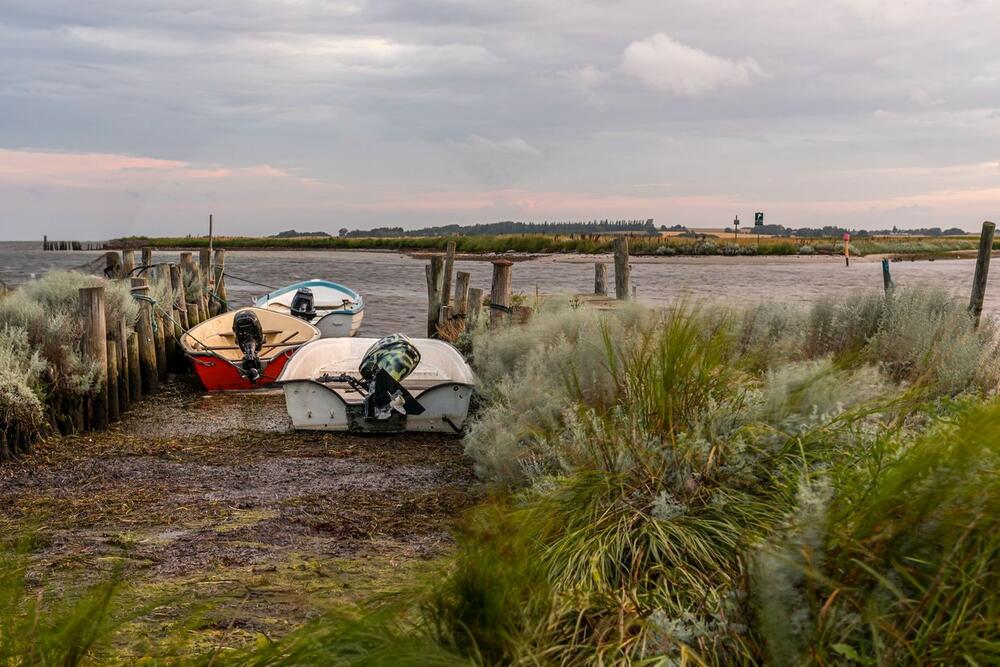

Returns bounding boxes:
[467,287,484,325]
[843,233,850,268]
[442,240,457,309]
[107,340,120,423]
[595,263,608,296]
[122,249,136,278]
[969,221,996,326]
[490,259,513,329]
[425,256,445,337]
[131,277,159,395]
[613,237,630,300]
[127,331,142,403]
[454,271,470,317]
[882,258,894,293]
[79,286,109,431]
[213,249,227,313]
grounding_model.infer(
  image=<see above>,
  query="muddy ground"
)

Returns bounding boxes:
[0,378,476,653]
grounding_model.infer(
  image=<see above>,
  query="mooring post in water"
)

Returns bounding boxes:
[131,277,159,395]
[442,240,456,309]
[43,235,47,251]
[490,259,513,330]
[122,249,136,278]
[127,331,142,403]
[467,287,484,325]
[107,340,120,423]
[454,271,470,317]
[595,263,608,296]
[969,220,996,326]
[425,256,445,337]
[882,258,894,293]
[78,286,109,431]
[613,236,630,300]
[213,249,227,313]
[843,233,851,268]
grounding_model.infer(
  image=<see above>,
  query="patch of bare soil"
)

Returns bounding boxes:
[0,378,477,648]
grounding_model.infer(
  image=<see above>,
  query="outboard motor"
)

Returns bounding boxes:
[289,287,316,321]
[359,334,425,421]
[232,310,264,383]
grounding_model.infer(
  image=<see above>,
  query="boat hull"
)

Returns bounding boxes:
[254,279,364,338]
[281,379,473,433]
[314,309,364,338]
[190,349,298,391]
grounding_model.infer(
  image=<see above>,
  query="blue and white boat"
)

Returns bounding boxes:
[254,279,364,338]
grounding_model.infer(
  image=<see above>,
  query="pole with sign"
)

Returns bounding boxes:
[844,232,851,267]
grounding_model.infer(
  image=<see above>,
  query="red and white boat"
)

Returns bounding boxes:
[181,307,320,391]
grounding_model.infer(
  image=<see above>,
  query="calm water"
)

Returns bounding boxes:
[1,241,995,336]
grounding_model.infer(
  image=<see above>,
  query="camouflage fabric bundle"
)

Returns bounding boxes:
[360,334,421,382]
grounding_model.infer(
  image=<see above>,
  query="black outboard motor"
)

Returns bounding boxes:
[359,334,425,421]
[232,310,264,383]
[289,287,316,321]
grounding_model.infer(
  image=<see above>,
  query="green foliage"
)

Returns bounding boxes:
[0,325,47,457]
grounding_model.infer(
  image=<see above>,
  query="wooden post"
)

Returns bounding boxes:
[43,235,48,251]
[613,237,630,300]
[127,331,142,403]
[454,271,470,317]
[213,249,227,313]
[969,221,995,326]
[78,286,108,431]
[104,251,123,279]
[154,308,168,381]
[425,256,445,337]
[882,258,893,293]
[170,263,189,331]
[439,305,452,326]
[180,253,201,326]
[107,340,120,423]
[467,288,484,325]
[490,260,513,329]
[131,278,159,394]
[442,241,457,308]
[594,263,608,296]
[115,318,130,414]
[200,248,214,316]
[122,249,136,278]
[141,247,153,275]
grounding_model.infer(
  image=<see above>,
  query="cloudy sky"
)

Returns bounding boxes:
[2,0,999,239]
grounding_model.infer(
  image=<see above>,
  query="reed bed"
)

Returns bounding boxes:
[1,288,998,664]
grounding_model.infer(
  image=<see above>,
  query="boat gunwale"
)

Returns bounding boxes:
[254,279,364,315]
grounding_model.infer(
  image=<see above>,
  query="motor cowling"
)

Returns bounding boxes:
[233,309,264,382]
[289,287,316,321]
[359,334,424,420]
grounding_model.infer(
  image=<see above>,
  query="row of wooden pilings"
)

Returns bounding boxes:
[424,237,635,335]
[63,247,228,434]
[41,237,100,251]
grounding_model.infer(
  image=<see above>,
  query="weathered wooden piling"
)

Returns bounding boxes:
[467,288,484,324]
[122,249,136,277]
[490,260,513,329]
[613,237,630,300]
[141,247,153,274]
[105,252,123,279]
[213,249,227,313]
[131,278,159,394]
[78,286,109,431]
[970,221,995,326]
[425,256,445,337]
[442,240,457,310]
[107,340,120,423]
[882,258,893,293]
[43,235,48,251]
[179,253,202,326]
[115,319,130,414]
[454,271,470,317]
[594,263,608,296]
[127,332,142,403]
[169,263,189,331]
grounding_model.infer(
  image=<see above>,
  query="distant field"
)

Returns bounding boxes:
[110,233,984,257]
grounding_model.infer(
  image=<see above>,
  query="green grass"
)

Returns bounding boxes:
[2,289,998,664]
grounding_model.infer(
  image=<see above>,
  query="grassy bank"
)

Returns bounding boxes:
[2,288,999,664]
[111,233,982,258]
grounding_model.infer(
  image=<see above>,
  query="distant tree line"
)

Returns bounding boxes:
[756,224,967,238]
[340,219,657,238]
[270,229,332,238]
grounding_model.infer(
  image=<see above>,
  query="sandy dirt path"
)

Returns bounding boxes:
[0,379,476,652]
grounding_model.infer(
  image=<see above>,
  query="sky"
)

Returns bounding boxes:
[1,0,1000,240]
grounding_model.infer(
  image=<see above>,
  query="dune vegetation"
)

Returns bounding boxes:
[1,287,998,664]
